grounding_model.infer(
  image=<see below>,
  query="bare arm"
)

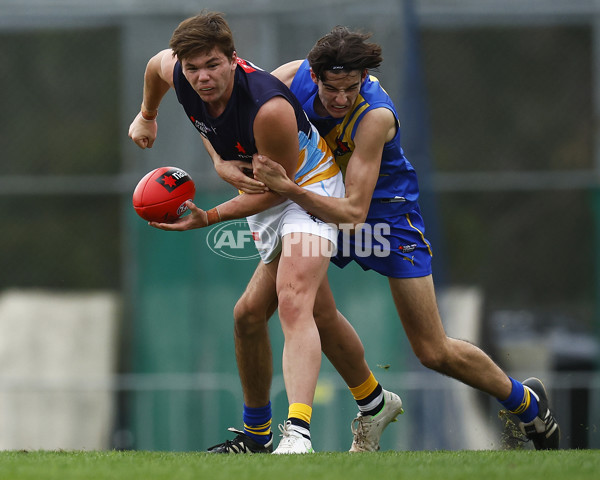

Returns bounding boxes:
[254,107,396,227]
[213,96,299,218]
[270,60,303,88]
[149,96,299,231]
[128,49,177,149]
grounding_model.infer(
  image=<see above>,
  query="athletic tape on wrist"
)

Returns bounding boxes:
[206,207,221,225]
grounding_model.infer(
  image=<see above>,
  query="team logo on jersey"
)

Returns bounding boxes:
[190,116,215,136]
[399,243,417,253]
[333,138,351,156]
[402,255,416,266]
[236,57,260,73]
[234,141,252,160]
[155,168,191,193]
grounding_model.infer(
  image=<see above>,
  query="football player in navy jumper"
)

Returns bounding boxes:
[128,12,403,454]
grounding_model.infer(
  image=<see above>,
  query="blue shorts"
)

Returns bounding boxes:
[331,208,433,279]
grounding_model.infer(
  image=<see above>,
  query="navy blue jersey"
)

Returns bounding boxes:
[173,57,339,186]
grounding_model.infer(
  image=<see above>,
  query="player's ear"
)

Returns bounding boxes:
[361,69,368,82]
[310,68,318,85]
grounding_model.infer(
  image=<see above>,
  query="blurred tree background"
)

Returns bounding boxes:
[422,26,594,321]
[0,27,121,289]
[1,21,593,323]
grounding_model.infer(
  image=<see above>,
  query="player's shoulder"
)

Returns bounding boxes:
[363,102,395,116]
[256,95,295,119]
[158,49,178,87]
[358,77,398,125]
[271,60,304,87]
[354,105,397,144]
[236,57,263,73]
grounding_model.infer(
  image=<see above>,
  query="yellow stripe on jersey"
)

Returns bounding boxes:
[301,164,340,185]
[296,142,338,185]
[324,130,353,176]
[321,94,369,176]
[343,97,369,138]
[295,125,340,187]
[295,148,307,173]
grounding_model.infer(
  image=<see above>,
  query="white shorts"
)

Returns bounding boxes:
[246,171,345,263]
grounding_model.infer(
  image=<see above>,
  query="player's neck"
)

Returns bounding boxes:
[313,97,329,118]
[205,100,228,118]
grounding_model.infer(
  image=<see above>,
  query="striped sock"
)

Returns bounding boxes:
[498,377,539,423]
[243,402,272,445]
[349,371,384,416]
[287,403,312,440]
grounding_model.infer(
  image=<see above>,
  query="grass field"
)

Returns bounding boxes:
[0,450,598,480]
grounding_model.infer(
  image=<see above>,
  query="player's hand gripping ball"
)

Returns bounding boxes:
[132,167,196,222]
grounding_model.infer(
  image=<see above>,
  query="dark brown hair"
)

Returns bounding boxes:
[169,11,236,61]
[307,26,383,79]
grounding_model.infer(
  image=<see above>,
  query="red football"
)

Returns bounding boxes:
[132,166,196,222]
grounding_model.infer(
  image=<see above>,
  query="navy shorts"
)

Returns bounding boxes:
[331,208,433,279]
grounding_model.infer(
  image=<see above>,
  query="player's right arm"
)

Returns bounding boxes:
[254,106,394,227]
[128,49,177,149]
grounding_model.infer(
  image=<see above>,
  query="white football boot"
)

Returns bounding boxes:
[272,421,315,454]
[350,389,404,452]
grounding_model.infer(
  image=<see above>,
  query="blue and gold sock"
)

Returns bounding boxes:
[243,402,272,445]
[349,371,384,416]
[498,377,539,423]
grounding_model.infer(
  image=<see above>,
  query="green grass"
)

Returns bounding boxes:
[0,450,598,480]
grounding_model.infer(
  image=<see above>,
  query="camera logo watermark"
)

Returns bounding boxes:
[336,223,391,258]
[206,220,275,260]
[206,220,392,260]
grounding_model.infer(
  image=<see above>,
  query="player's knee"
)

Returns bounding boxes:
[276,290,305,325]
[415,345,450,373]
[233,296,267,334]
[277,298,299,323]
